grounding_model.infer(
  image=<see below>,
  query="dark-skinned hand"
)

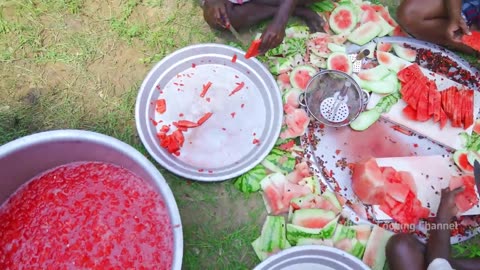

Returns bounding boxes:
[446,16,471,42]
[259,21,286,55]
[436,186,465,222]
[204,0,230,29]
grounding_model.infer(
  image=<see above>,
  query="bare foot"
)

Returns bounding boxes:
[293,7,324,33]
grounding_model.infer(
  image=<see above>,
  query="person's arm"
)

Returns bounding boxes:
[259,0,298,53]
[450,258,480,270]
[426,187,464,264]
[203,0,230,29]
[444,0,471,41]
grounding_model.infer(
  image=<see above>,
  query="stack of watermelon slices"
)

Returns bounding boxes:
[398,64,474,130]
[352,158,430,225]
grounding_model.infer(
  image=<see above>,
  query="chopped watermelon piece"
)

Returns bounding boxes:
[197,112,213,126]
[462,31,480,52]
[402,105,417,121]
[229,82,246,96]
[397,64,422,83]
[415,82,430,121]
[352,158,385,205]
[156,99,167,114]
[449,175,479,213]
[172,130,185,146]
[245,39,261,59]
[464,90,474,129]
[175,120,199,128]
[439,108,448,129]
[200,81,212,98]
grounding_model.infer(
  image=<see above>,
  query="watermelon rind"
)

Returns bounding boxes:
[268,57,294,75]
[298,176,322,195]
[362,226,394,270]
[332,224,357,242]
[348,238,367,258]
[329,5,358,34]
[383,71,400,92]
[308,33,331,58]
[350,109,382,131]
[260,173,287,214]
[453,149,473,172]
[321,190,342,211]
[282,88,302,107]
[291,209,337,228]
[355,76,396,94]
[286,216,339,245]
[285,26,309,39]
[259,216,288,252]
[289,65,317,89]
[261,149,296,174]
[377,51,411,72]
[233,164,267,193]
[327,42,346,53]
[348,21,382,45]
[358,64,390,81]
[377,15,395,37]
[392,44,417,62]
[327,52,352,74]
[252,237,269,261]
[309,53,327,69]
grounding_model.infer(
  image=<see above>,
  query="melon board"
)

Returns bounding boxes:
[366,65,480,150]
[303,37,480,243]
[372,155,480,221]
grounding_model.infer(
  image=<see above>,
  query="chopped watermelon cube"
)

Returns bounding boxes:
[402,105,417,121]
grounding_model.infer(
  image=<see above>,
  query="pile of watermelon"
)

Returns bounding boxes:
[231,1,423,268]
[398,64,474,130]
[352,158,431,225]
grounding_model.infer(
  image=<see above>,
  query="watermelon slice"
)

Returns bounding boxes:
[464,90,474,129]
[307,32,331,58]
[261,173,288,214]
[397,64,423,83]
[327,52,352,74]
[391,25,409,37]
[352,158,385,205]
[329,5,358,34]
[453,149,474,173]
[373,5,398,27]
[439,107,448,129]
[327,43,346,53]
[392,44,417,62]
[252,215,290,261]
[362,226,394,270]
[376,51,409,72]
[291,209,337,229]
[332,224,368,259]
[415,82,430,122]
[462,31,480,52]
[376,41,392,52]
[449,175,479,213]
[348,22,382,45]
[286,217,338,245]
[358,65,390,81]
[289,65,316,90]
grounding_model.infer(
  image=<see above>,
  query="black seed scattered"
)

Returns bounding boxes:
[435,191,439,195]
[431,185,435,189]
[426,175,429,178]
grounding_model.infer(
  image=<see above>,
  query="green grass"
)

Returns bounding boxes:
[0,0,479,269]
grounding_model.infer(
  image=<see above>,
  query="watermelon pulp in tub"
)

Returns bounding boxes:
[0,162,174,269]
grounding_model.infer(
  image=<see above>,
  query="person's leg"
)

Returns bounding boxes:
[204,0,324,32]
[386,233,426,270]
[397,0,475,54]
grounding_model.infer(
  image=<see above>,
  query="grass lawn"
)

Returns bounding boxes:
[0,0,479,269]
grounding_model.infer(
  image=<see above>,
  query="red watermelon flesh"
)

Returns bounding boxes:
[392,25,408,37]
[385,182,410,203]
[449,175,479,213]
[286,161,312,184]
[380,166,396,182]
[294,70,312,90]
[402,105,417,121]
[440,108,448,129]
[462,31,480,52]
[427,83,436,117]
[263,182,287,214]
[332,8,355,32]
[283,182,314,206]
[395,171,417,194]
[400,79,416,102]
[464,90,474,129]
[416,82,430,121]
[377,42,393,52]
[474,119,480,134]
[397,64,423,83]
[433,90,442,123]
[373,5,398,27]
[360,5,382,24]
[352,158,385,205]
[452,91,462,128]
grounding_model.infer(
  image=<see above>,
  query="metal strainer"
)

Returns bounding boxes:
[300,70,369,127]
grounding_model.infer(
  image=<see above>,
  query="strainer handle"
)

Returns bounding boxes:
[361,90,370,108]
[298,92,307,107]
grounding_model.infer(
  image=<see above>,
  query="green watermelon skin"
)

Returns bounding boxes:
[362,226,394,270]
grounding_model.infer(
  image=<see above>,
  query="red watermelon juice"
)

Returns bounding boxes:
[0,162,173,269]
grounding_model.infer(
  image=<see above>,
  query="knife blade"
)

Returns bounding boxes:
[227,24,246,46]
[474,160,480,192]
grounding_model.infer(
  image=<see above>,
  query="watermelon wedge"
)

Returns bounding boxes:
[462,31,480,52]
[449,175,479,214]
[362,226,394,270]
[329,5,358,34]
